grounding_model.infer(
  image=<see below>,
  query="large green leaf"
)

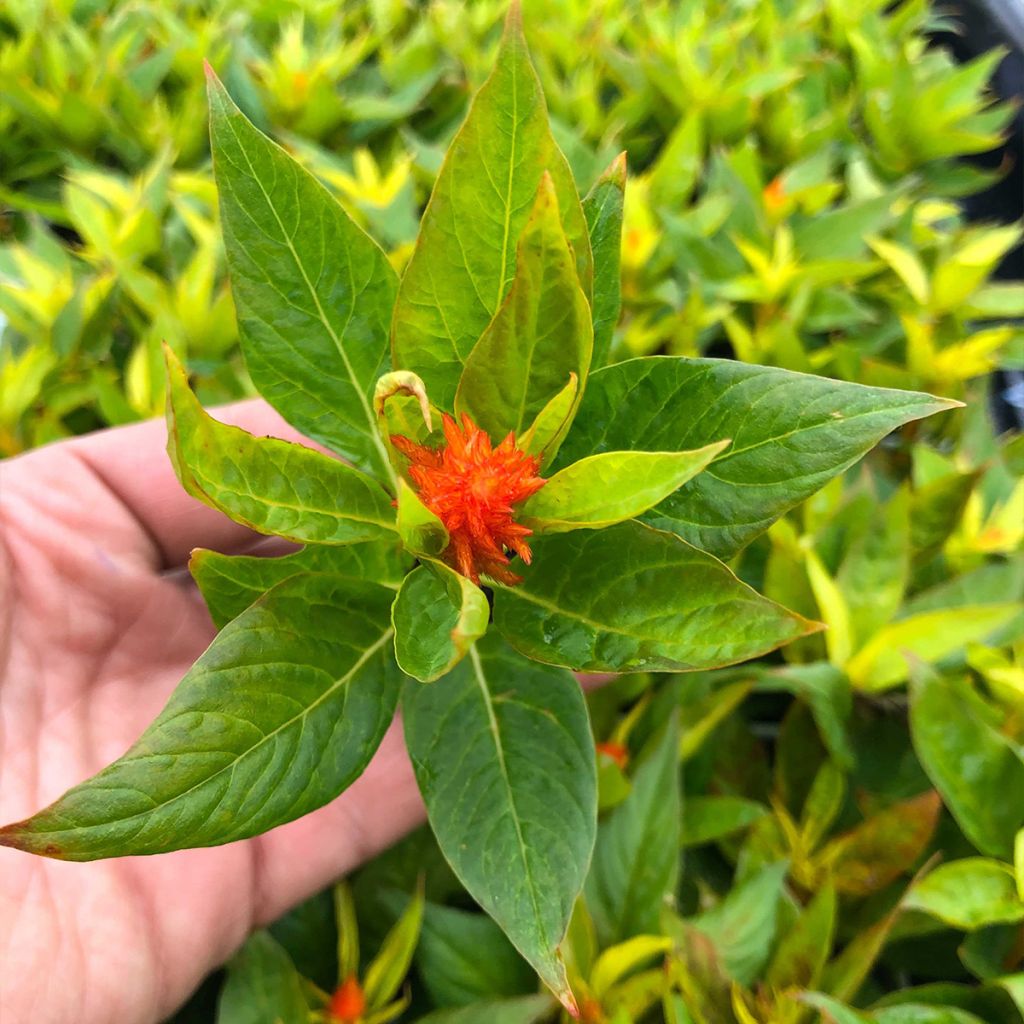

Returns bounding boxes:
[0,575,401,859]
[217,932,309,1024]
[492,520,816,672]
[690,862,788,985]
[391,7,591,409]
[191,541,411,628]
[401,635,596,1009]
[416,903,535,1008]
[521,444,726,533]
[392,562,489,682]
[847,604,1021,692]
[207,69,397,479]
[765,884,836,991]
[585,716,681,946]
[555,357,958,559]
[904,859,1024,930]
[583,153,626,368]
[166,349,397,545]
[412,995,555,1024]
[455,174,592,440]
[909,669,1024,859]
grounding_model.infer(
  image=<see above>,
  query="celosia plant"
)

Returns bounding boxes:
[0,5,960,1010]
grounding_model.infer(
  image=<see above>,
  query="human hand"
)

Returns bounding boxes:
[0,405,426,1024]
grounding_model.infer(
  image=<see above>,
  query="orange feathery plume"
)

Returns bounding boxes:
[391,413,546,585]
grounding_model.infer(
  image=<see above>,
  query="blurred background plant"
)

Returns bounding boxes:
[2,1,1023,1022]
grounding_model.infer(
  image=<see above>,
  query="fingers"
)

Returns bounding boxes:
[38,400,308,570]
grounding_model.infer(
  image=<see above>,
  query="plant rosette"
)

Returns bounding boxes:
[0,5,960,1012]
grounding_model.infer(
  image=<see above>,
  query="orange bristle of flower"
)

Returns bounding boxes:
[596,740,630,771]
[391,413,546,585]
[328,976,365,1022]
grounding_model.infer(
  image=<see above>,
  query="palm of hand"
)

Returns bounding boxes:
[0,408,423,1024]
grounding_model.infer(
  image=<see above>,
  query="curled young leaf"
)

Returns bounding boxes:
[166,347,397,545]
[392,561,490,682]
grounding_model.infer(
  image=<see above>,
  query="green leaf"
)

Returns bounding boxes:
[820,901,900,1002]
[765,884,836,991]
[848,604,1022,693]
[165,348,397,546]
[837,487,911,648]
[799,993,871,1024]
[401,635,596,1010]
[586,716,681,946]
[517,373,579,469]
[521,443,727,533]
[363,883,425,1011]
[206,69,397,479]
[873,1007,989,1024]
[191,541,411,629]
[590,935,674,999]
[904,859,1024,931]
[583,153,626,368]
[691,862,789,986]
[411,995,555,1024]
[492,520,816,672]
[555,357,958,559]
[869,236,930,305]
[335,882,359,981]
[416,904,535,1008]
[396,478,448,559]
[754,663,854,768]
[818,792,940,896]
[0,575,401,858]
[391,7,591,409]
[455,173,592,440]
[217,932,309,1024]
[681,797,767,847]
[392,562,489,682]
[910,670,1024,859]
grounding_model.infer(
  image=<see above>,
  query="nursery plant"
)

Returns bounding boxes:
[2,0,1018,454]
[0,4,970,1013]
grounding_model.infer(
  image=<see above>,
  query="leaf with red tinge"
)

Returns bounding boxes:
[816,791,941,896]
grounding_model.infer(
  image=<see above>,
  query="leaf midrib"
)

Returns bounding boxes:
[468,645,550,955]
[33,627,395,839]
[220,106,393,480]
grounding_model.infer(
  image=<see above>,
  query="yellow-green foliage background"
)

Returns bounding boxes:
[2,2,1023,1022]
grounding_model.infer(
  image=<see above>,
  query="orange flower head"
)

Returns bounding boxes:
[391,413,546,586]
[328,976,365,1023]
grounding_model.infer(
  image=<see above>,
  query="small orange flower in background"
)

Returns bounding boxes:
[391,413,546,586]
[596,740,629,771]
[763,174,786,211]
[328,975,366,1023]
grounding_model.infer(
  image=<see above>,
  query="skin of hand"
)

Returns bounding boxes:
[0,403,428,1024]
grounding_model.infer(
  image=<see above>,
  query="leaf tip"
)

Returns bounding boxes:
[609,150,628,185]
[800,616,828,638]
[559,988,580,1018]
[202,58,215,80]
[0,821,59,858]
[503,0,524,34]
